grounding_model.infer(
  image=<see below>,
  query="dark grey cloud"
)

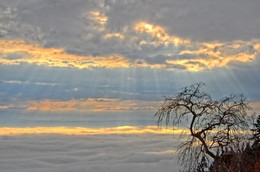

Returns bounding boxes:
[0,0,259,74]
[1,0,259,53]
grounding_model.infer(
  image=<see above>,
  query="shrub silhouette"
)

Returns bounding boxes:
[155,83,254,171]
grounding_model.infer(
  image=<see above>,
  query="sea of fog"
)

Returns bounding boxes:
[0,133,182,172]
[0,106,187,172]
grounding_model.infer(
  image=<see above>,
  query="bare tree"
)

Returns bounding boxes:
[155,83,252,171]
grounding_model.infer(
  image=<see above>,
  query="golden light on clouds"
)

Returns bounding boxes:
[249,101,260,113]
[254,43,260,51]
[134,21,190,46]
[0,40,130,69]
[0,21,259,71]
[174,40,258,72]
[88,10,108,31]
[132,21,260,71]
[0,126,248,136]
[104,33,125,39]
[168,52,255,72]
[27,98,157,112]
[0,105,10,109]
[0,126,186,136]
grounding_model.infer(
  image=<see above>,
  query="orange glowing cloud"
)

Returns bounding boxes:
[171,40,258,72]
[0,40,129,69]
[0,126,186,136]
[250,101,260,114]
[104,33,125,39]
[1,21,259,72]
[134,21,190,46]
[133,21,260,71]
[0,105,10,109]
[27,98,158,112]
[88,10,108,31]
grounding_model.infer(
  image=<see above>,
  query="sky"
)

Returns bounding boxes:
[0,0,260,133]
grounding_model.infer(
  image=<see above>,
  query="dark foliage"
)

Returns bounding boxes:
[209,115,260,172]
[252,115,260,146]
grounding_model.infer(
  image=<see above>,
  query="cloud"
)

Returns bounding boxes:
[250,101,260,114]
[0,134,180,172]
[0,40,130,69]
[0,0,259,72]
[0,126,185,136]
[122,21,260,72]
[87,10,108,31]
[1,36,259,72]
[134,21,190,47]
[2,79,61,87]
[0,1,45,43]
[26,98,158,112]
[167,40,259,72]
[104,33,124,39]
[0,105,11,109]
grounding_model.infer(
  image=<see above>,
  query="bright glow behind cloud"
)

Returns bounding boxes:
[0,126,185,136]
[134,21,190,46]
[0,40,130,69]
[1,19,259,72]
[88,10,108,31]
[133,21,259,71]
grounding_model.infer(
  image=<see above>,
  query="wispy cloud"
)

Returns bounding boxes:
[26,98,158,112]
[104,33,125,39]
[0,105,11,109]
[2,80,59,86]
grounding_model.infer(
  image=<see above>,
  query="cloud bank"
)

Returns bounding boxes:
[0,134,181,172]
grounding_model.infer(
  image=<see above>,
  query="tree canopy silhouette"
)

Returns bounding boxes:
[155,83,253,171]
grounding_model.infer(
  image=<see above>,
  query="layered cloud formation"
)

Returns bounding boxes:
[0,0,260,129]
[0,29,259,72]
[0,0,259,72]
